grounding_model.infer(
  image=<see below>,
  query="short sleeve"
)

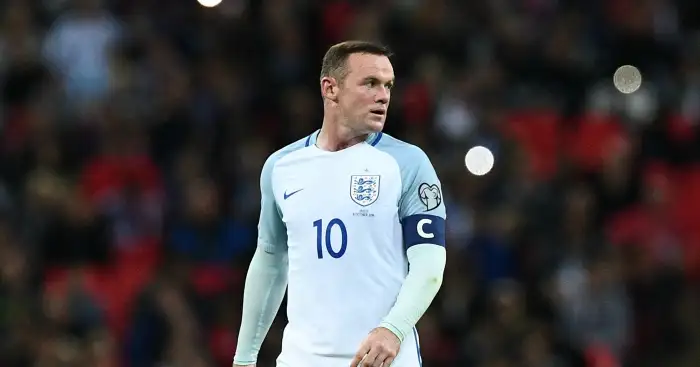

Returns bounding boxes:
[257,154,288,254]
[398,147,446,249]
[398,149,446,219]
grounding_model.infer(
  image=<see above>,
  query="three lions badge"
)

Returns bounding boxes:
[350,175,380,206]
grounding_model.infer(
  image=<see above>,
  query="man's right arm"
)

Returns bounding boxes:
[233,154,289,366]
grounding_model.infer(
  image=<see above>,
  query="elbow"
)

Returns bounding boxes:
[427,252,446,290]
[424,272,444,293]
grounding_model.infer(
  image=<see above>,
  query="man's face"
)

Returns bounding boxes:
[335,53,394,134]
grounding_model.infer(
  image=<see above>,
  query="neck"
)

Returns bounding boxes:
[316,117,368,151]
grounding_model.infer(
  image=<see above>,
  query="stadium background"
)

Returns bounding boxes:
[1,0,700,366]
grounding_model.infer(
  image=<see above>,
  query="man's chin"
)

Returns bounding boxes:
[365,119,385,133]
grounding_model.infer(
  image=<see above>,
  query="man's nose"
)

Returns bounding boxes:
[375,87,390,104]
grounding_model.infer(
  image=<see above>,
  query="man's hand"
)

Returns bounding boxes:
[350,327,401,367]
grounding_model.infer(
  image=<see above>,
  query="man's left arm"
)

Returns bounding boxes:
[379,148,447,342]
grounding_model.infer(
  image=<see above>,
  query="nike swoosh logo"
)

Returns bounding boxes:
[284,189,303,200]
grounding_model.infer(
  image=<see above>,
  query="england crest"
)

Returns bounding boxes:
[350,175,380,206]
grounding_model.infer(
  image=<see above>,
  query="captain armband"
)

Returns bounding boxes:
[401,214,446,249]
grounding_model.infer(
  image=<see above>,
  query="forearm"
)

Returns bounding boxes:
[233,246,288,365]
[379,244,446,342]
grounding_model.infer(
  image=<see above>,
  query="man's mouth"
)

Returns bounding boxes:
[370,109,386,116]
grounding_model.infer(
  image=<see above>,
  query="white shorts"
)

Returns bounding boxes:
[277,328,423,367]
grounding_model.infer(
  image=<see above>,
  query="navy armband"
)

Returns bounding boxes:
[401,214,446,249]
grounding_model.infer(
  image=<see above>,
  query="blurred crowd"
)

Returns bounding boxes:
[2,0,700,366]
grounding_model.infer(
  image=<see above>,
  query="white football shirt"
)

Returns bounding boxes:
[258,130,446,367]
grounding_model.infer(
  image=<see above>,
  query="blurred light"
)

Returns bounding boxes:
[198,0,222,7]
[613,65,642,94]
[465,146,494,176]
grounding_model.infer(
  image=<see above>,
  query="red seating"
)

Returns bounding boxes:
[109,239,162,337]
[503,109,560,180]
[666,113,696,143]
[565,113,626,172]
[669,165,700,235]
[402,82,432,125]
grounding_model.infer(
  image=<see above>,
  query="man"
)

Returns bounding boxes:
[233,41,447,367]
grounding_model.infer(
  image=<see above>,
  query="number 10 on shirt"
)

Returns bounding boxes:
[313,218,348,259]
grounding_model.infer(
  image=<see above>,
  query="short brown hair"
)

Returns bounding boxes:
[320,40,392,82]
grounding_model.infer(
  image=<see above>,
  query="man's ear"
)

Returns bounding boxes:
[321,76,339,102]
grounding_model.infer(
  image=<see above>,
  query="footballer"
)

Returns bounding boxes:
[233,41,447,367]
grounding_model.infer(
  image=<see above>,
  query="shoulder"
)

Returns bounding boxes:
[372,133,434,173]
[261,136,310,176]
